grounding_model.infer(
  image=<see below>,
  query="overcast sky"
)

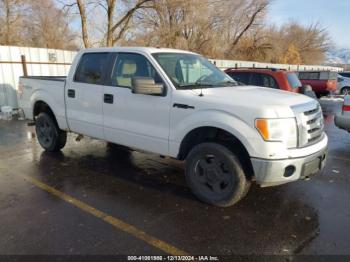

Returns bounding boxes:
[268,0,350,49]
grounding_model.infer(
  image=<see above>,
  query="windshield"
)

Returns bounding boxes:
[339,72,350,78]
[152,52,237,89]
[287,73,302,89]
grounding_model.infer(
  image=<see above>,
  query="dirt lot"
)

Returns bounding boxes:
[0,98,350,258]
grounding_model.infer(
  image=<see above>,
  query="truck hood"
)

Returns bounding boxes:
[187,85,316,118]
[197,85,311,105]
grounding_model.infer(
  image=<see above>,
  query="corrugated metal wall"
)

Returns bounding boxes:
[0,45,343,108]
[0,45,77,108]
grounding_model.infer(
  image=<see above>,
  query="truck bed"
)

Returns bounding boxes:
[20,76,66,81]
[19,75,68,130]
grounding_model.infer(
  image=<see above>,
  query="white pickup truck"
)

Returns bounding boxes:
[18,47,328,207]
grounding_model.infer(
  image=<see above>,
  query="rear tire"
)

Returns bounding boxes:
[35,112,67,152]
[185,142,251,207]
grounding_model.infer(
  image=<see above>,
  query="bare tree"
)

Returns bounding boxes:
[1,0,331,64]
[0,0,76,49]
[26,0,77,49]
[71,0,153,47]
[266,22,331,64]
[124,0,269,59]
[76,0,90,48]
[211,0,269,57]
[129,0,216,53]
[230,2,268,47]
[233,30,272,61]
[0,0,27,45]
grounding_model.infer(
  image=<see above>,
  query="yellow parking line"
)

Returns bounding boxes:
[23,175,189,256]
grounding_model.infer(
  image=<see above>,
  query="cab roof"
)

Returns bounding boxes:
[79,46,198,55]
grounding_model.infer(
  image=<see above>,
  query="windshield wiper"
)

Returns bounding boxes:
[218,80,239,86]
[177,83,215,89]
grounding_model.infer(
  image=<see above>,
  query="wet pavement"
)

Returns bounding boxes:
[0,99,350,256]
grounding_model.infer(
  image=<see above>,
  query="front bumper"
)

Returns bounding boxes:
[335,114,350,132]
[251,146,327,187]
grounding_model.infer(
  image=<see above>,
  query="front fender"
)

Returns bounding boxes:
[169,109,262,158]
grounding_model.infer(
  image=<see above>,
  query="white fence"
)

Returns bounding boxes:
[0,45,344,108]
[0,45,77,108]
[209,59,344,72]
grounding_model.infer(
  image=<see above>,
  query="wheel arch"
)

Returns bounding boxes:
[178,126,254,179]
[33,100,59,127]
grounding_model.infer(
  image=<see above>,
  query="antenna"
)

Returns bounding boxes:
[199,61,204,97]
[199,87,204,96]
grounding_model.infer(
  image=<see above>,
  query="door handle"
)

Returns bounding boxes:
[104,94,114,104]
[67,89,75,98]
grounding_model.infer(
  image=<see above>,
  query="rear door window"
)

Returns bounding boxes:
[308,72,320,80]
[298,72,320,80]
[298,72,308,80]
[226,72,250,84]
[74,53,109,85]
[318,72,337,80]
[328,72,338,80]
[251,73,279,89]
[320,72,329,80]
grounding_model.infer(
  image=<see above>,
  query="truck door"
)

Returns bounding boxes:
[104,52,171,155]
[66,52,109,139]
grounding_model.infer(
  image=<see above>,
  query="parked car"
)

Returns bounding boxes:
[224,68,316,98]
[225,68,299,92]
[337,75,350,95]
[18,47,328,207]
[335,96,350,132]
[339,71,350,78]
[297,71,338,97]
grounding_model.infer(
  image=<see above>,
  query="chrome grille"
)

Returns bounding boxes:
[292,101,324,147]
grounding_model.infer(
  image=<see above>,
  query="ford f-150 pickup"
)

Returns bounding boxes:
[18,47,328,207]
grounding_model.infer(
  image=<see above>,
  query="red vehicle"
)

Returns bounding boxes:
[297,71,337,97]
[224,68,303,93]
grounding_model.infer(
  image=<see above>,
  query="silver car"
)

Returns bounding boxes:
[337,75,350,95]
[335,96,350,132]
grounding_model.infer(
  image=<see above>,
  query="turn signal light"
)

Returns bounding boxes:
[255,119,269,140]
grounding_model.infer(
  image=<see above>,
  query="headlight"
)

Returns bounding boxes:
[255,118,298,148]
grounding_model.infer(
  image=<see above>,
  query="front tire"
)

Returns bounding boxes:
[185,143,251,207]
[35,112,67,152]
[341,87,350,96]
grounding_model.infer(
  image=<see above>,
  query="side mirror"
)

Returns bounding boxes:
[131,77,163,95]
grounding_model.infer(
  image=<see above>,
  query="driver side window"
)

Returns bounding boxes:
[110,53,163,88]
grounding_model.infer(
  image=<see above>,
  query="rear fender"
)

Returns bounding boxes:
[30,89,68,130]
